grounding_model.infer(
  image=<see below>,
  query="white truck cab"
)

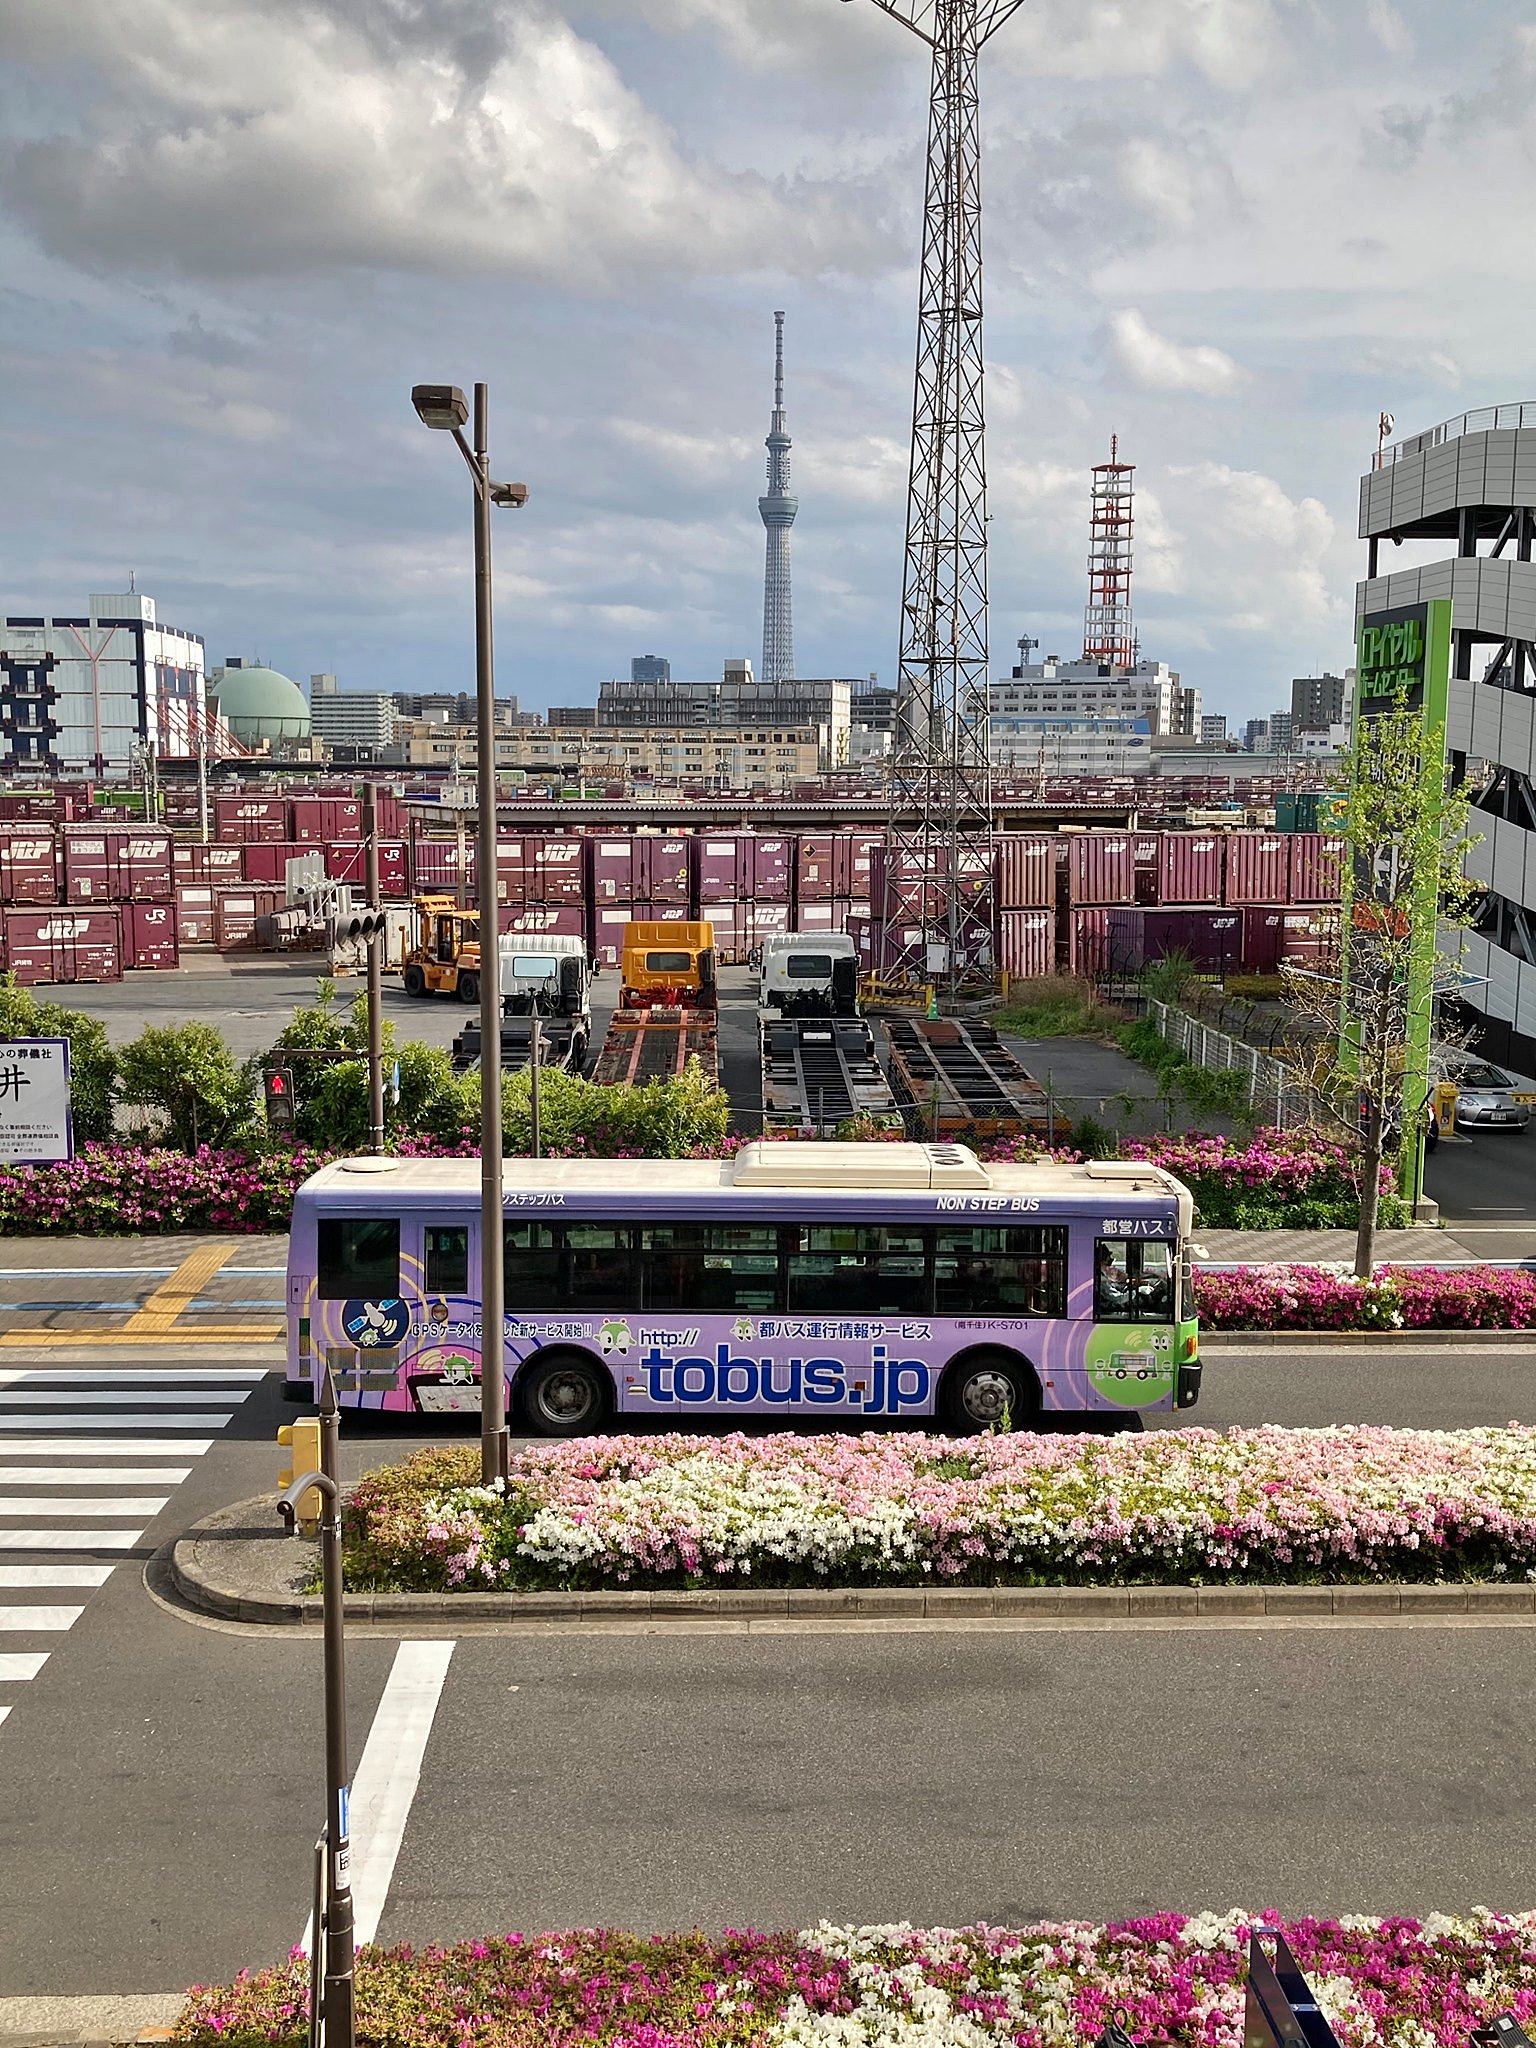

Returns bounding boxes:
[759,932,860,1017]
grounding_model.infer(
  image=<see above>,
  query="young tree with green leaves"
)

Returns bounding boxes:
[118,1022,256,1150]
[1280,693,1479,1278]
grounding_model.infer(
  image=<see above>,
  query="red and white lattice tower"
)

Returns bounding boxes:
[1082,435,1138,668]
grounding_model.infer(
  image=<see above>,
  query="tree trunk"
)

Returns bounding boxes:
[1354,1103,1383,1279]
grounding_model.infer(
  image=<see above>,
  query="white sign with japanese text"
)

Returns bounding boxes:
[0,1038,73,1162]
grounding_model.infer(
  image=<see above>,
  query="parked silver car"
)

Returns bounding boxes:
[1445,1061,1531,1131]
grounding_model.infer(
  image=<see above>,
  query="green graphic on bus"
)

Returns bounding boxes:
[1084,1323,1176,1406]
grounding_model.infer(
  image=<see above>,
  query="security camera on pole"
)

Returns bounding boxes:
[411,381,527,1487]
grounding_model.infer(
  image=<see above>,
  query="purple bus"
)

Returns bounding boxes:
[285,1142,1202,1434]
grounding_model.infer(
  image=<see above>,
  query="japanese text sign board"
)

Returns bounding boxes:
[0,1038,73,1163]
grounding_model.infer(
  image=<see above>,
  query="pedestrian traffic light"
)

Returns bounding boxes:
[264,1066,296,1132]
[277,1419,323,1538]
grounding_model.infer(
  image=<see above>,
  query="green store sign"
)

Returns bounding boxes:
[1358,611,1431,706]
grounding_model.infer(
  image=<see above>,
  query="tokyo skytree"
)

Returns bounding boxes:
[758,310,797,687]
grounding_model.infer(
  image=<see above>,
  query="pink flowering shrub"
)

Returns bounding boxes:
[1195,1264,1536,1332]
[340,1425,1536,1593]
[0,1143,332,1235]
[175,1910,1536,2048]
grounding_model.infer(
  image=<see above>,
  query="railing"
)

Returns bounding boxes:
[1146,999,1319,1127]
[1380,403,1536,466]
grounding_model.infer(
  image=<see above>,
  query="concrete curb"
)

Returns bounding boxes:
[169,1497,1536,1629]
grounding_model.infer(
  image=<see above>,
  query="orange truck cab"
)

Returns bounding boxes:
[620,919,717,1010]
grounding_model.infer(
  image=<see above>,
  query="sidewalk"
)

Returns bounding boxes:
[1198,1228,1536,1267]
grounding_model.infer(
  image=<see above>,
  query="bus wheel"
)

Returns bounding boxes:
[942,1351,1036,1435]
[523,1351,608,1437]
[457,971,479,1005]
[402,964,426,998]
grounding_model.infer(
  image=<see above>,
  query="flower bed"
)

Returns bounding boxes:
[175,1910,1536,2047]
[1195,1262,1536,1332]
[0,1143,330,1236]
[339,1425,1536,1594]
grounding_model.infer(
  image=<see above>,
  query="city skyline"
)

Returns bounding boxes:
[2,2,1532,719]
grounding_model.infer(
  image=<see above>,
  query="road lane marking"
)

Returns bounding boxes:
[0,1705,9,1726]
[0,1465,192,1484]
[302,1640,456,1953]
[0,1415,238,1431]
[0,1391,245,1407]
[0,1566,113,1587]
[0,1437,215,1455]
[0,1369,267,1385]
[0,1605,83,1631]
[0,1530,144,1549]
[0,1653,49,1679]
[0,1497,170,1517]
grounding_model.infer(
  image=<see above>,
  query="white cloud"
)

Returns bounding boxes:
[0,0,874,283]
[1155,463,1341,635]
[1109,309,1245,394]
[998,0,1281,89]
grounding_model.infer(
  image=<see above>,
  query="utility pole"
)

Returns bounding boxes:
[363,782,385,1155]
[196,724,210,845]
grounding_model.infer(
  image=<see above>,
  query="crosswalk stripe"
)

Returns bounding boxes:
[0,1605,83,1631]
[0,1497,170,1517]
[0,1466,192,1484]
[0,1438,216,1456]
[0,1391,245,1407]
[0,1653,49,1679]
[0,1530,144,1550]
[0,1415,236,1431]
[0,1566,113,1588]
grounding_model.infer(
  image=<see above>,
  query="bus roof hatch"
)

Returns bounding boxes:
[730,1141,990,1190]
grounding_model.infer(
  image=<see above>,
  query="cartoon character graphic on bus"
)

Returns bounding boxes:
[598,1318,633,1356]
[341,1297,411,1348]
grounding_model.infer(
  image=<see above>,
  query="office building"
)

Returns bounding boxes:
[595,658,852,768]
[402,718,820,790]
[307,674,398,753]
[993,650,1191,737]
[630,655,670,686]
[990,714,1152,777]
[1200,714,1229,747]
[0,590,206,773]
[1291,672,1347,730]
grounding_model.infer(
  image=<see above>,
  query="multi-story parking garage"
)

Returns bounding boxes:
[1359,406,1536,1083]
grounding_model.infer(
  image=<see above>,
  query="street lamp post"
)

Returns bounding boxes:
[411,382,527,1486]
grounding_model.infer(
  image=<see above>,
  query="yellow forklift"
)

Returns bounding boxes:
[400,894,485,1003]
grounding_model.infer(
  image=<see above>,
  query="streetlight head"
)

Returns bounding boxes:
[412,383,469,431]
[489,479,529,508]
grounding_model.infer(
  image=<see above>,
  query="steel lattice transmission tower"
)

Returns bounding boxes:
[759,310,798,687]
[855,0,1024,987]
[1082,434,1138,667]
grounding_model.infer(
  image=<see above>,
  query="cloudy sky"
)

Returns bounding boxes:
[1,0,1532,725]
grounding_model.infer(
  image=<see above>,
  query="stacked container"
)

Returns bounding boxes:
[215,888,284,950]
[692,836,793,963]
[1222,832,1291,905]
[174,886,218,947]
[993,835,1057,910]
[1156,833,1225,906]
[120,901,179,970]
[997,909,1054,979]
[1106,907,1244,974]
[0,828,59,905]
[213,794,290,843]
[61,827,174,904]
[1287,833,1345,904]
[2,908,122,985]
[291,795,362,843]
[1066,834,1135,906]
[323,841,409,896]
[174,844,246,883]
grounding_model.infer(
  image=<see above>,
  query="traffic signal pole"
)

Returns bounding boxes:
[363,783,386,1155]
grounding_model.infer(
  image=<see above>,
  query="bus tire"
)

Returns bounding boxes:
[457,971,479,1005]
[941,1349,1037,1435]
[402,964,427,998]
[521,1350,609,1437]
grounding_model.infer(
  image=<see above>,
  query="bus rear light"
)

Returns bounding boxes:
[1184,1334,1197,1358]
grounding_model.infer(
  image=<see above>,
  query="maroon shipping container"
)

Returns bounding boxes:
[215,888,283,951]
[240,842,308,885]
[1287,832,1344,905]
[795,834,840,904]
[1222,832,1290,905]
[214,794,291,843]
[1067,834,1135,906]
[640,833,690,906]
[870,845,990,921]
[1157,833,1225,906]
[997,909,1054,979]
[174,885,217,947]
[323,841,409,896]
[291,796,362,843]
[994,835,1056,909]
[525,835,585,904]
[61,827,174,903]
[1240,906,1342,975]
[793,902,837,933]
[413,838,474,895]
[1067,908,1109,976]
[121,900,179,970]
[1106,907,1243,974]
[2,907,122,985]
[0,829,58,905]
[691,835,793,905]
[495,904,586,940]
[587,836,641,903]
[174,844,246,883]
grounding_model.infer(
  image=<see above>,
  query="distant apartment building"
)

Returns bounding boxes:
[308,674,398,754]
[403,718,820,789]
[1244,717,1271,752]
[992,652,1196,738]
[595,657,851,769]
[1200,713,1229,747]
[390,690,522,728]
[1291,672,1347,730]
[1,589,206,773]
[990,715,1152,777]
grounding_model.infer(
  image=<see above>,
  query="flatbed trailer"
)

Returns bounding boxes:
[591,1006,720,1088]
[885,1017,1053,1141]
[759,1015,902,1136]
[450,1016,588,1076]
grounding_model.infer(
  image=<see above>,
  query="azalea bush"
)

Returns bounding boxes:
[175,1909,1536,2048]
[0,1143,329,1235]
[337,1425,1536,1593]
[1196,1262,1536,1332]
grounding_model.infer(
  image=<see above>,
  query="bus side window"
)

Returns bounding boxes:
[317,1217,400,1300]
[934,1225,1067,1318]
[504,1221,563,1310]
[787,1225,927,1314]
[1094,1239,1174,1321]
[642,1224,779,1315]
[425,1225,469,1294]
[563,1225,636,1308]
